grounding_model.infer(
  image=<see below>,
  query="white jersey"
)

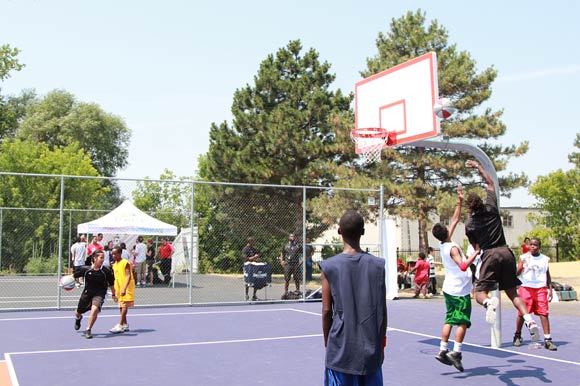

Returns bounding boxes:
[440,241,472,297]
[519,252,550,288]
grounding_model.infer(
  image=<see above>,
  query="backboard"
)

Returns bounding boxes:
[354,52,440,153]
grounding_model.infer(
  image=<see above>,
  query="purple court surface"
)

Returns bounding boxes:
[1,298,579,386]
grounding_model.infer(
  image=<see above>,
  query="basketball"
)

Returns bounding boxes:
[60,275,76,291]
[433,98,457,119]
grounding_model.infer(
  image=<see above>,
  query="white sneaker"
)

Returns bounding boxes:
[121,324,130,332]
[140,281,146,287]
[109,324,124,333]
[485,297,499,324]
[525,320,540,341]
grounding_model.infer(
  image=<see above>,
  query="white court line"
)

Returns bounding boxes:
[0,307,303,322]
[388,327,580,367]
[6,333,323,356]
[5,354,19,386]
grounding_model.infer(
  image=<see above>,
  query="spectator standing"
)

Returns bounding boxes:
[319,210,387,385]
[426,246,438,296]
[521,237,531,254]
[110,246,135,334]
[241,237,261,301]
[132,236,148,287]
[409,252,430,299]
[279,233,303,296]
[72,250,115,339]
[158,238,175,285]
[513,238,557,351]
[71,236,88,287]
[104,241,115,267]
[464,159,540,341]
[146,239,156,286]
[87,236,103,264]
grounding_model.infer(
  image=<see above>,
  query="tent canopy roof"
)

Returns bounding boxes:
[77,200,178,236]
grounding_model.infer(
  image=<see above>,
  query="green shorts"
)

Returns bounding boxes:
[444,292,472,327]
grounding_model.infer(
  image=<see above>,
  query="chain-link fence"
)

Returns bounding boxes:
[0,172,382,311]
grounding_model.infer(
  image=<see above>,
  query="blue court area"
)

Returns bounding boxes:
[1,299,579,386]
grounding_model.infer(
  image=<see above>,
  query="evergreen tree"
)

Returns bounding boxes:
[360,10,528,251]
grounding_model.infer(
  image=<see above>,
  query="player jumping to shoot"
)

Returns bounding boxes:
[464,160,540,341]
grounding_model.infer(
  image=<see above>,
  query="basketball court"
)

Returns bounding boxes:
[1,299,578,386]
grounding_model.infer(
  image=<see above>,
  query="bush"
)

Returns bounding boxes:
[24,255,59,274]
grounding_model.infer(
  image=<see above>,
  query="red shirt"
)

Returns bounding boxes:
[87,242,103,256]
[413,260,430,284]
[159,243,174,259]
[521,244,530,254]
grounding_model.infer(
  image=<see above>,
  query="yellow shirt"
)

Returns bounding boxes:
[112,259,135,302]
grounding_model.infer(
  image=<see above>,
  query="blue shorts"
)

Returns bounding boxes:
[324,368,383,386]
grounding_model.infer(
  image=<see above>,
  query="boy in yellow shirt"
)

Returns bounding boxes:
[110,246,136,333]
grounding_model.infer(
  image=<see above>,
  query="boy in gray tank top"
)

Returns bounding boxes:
[319,210,387,386]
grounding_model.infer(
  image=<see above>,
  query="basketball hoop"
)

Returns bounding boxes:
[350,127,395,164]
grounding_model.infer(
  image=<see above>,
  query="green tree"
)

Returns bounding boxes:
[0,44,24,82]
[529,135,580,260]
[17,89,131,177]
[360,10,528,250]
[0,44,30,140]
[0,139,106,271]
[132,169,193,229]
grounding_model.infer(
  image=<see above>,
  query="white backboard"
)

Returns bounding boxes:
[355,52,440,152]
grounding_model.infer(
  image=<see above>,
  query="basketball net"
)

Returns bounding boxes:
[350,128,395,164]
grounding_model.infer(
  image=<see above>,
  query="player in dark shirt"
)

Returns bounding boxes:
[242,237,261,301]
[464,160,540,341]
[73,250,115,339]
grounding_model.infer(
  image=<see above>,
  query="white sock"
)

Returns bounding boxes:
[453,342,463,353]
[523,314,532,323]
[440,341,448,351]
[544,334,551,339]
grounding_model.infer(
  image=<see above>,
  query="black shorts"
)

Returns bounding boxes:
[475,246,521,292]
[284,262,302,282]
[76,292,105,314]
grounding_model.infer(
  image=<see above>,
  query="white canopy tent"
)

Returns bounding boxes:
[77,200,178,236]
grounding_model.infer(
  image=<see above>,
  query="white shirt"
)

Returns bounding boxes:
[134,243,148,263]
[426,254,436,278]
[466,244,483,280]
[519,252,550,288]
[71,242,87,267]
[440,241,472,297]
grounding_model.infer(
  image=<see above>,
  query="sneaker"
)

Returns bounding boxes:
[251,296,258,301]
[525,320,540,341]
[544,338,558,351]
[435,350,452,366]
[136,282,141,287]
[140,281,146,287]
[446,351,464,372]
[513,333,523,347]
[485,297,499,324]
[121,324,130,332]
[84,329,92,339]
[74,315,82,331]
[109,324,124,334]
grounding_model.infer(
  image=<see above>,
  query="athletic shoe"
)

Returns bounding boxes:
[121,324,130,332]
[136,282,141,287]
[513,333,523,347]
[109,324,124,333]
[84,329,92,339]
[485,297,499,324]
[525,320,540,341]
[446,351,464,372]
[140,281,146,287]
[435,350,452,366]
[74,315,82,331]
[252,296,258,301]
[544,338,558,351]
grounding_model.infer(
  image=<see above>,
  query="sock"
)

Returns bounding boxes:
[523,314,532,323]
[544,334,551,340]
[453,342,463,353]
[440,341,448,351]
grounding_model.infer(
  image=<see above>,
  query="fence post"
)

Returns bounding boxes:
[302,186,307,300]
[189,182,195,305]
[57,175,65,309]
[0,208,2,271]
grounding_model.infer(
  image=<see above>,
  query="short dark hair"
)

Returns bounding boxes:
[418,252,426,259]
[530,237,541,247]
[427,246,434,253]
[432,223,448,242]
[338,210,364,238]
[112,246,122,255]
[137,236,144,243]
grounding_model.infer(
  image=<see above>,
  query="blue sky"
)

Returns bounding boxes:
[1,0,578,207]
